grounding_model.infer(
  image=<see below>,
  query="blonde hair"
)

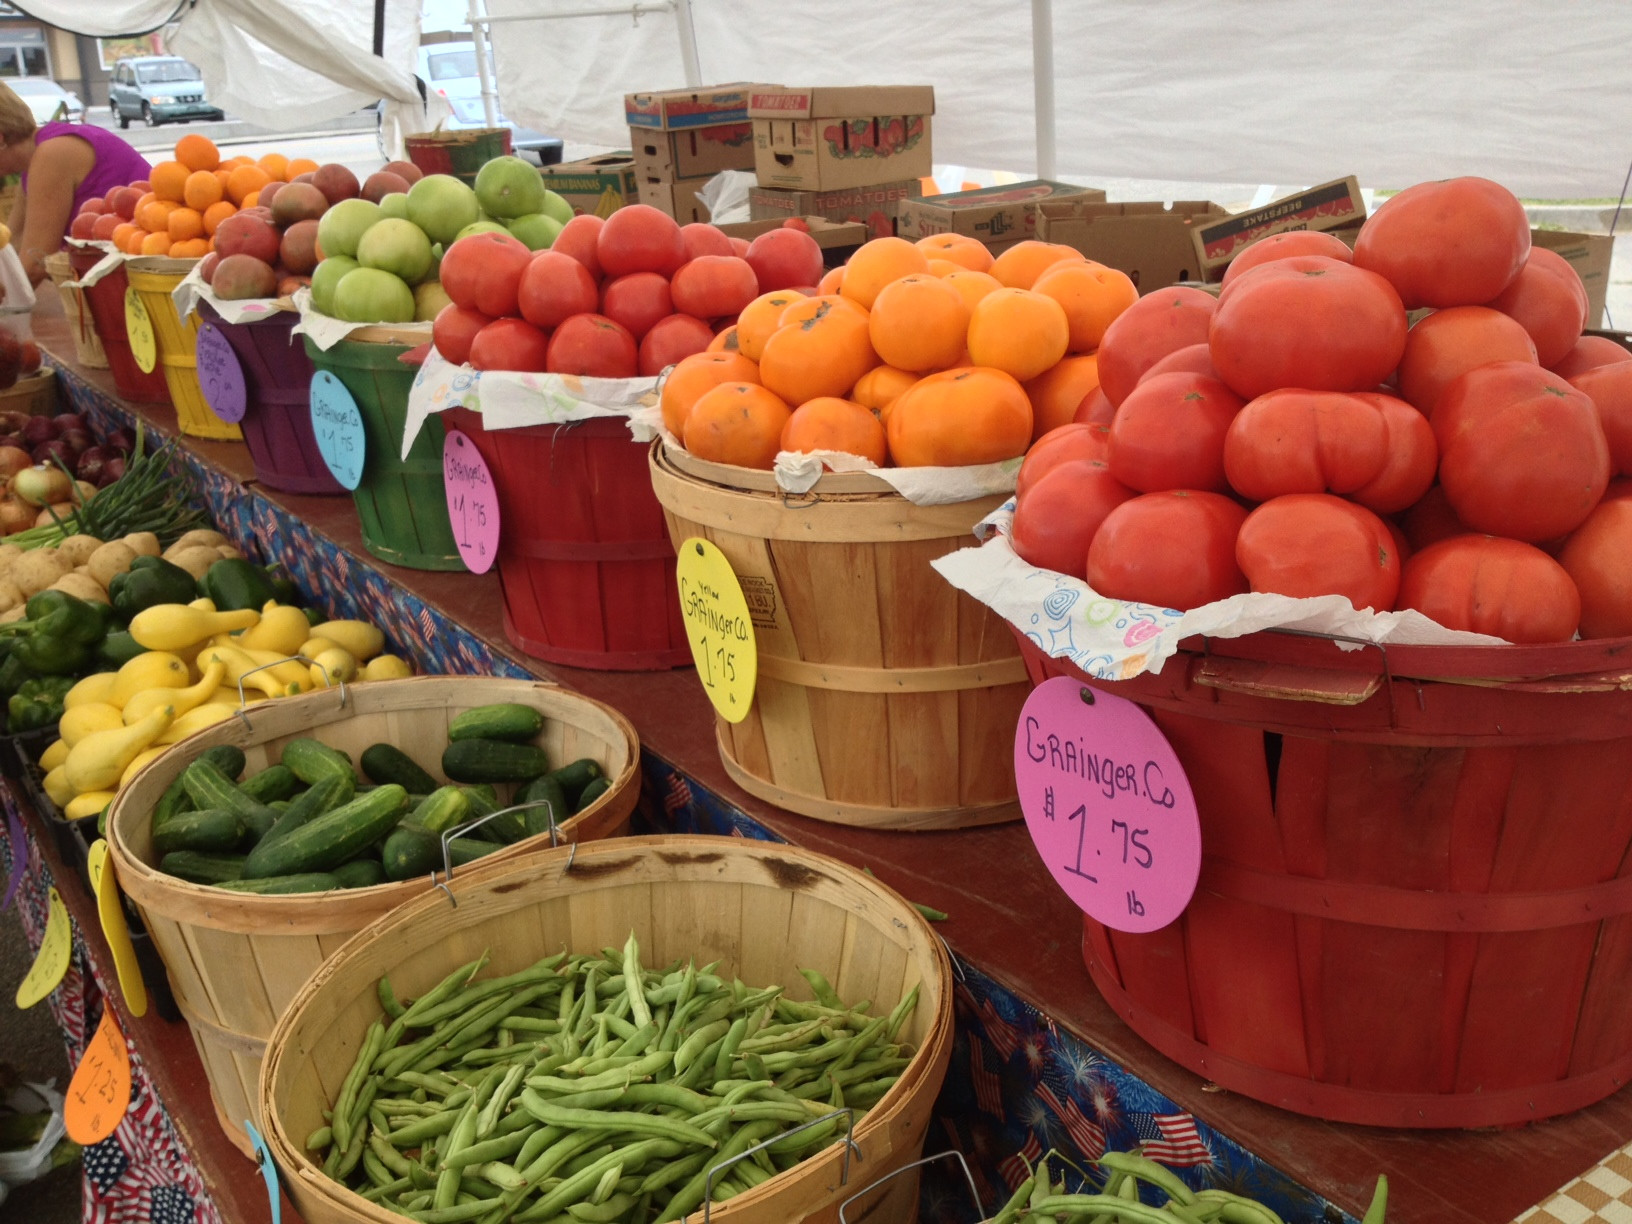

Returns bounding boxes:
[0,82,36,145]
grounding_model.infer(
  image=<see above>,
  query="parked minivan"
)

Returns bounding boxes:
[108,57,225,128]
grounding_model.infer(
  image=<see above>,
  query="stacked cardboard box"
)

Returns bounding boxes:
[1037,200,1230,293]
[896,180,1108,253]
[540,153,641,219]
[625,85,758,224]
[746,86,934,239]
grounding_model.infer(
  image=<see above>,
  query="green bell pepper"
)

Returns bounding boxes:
[108,555,199,620]
[96,630,147,669]
[7,675,74,732]
[200,558,278,612]
[267,570,301,607]
[0,592,107,677]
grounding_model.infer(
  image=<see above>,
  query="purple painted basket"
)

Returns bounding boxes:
[199,300,345,496]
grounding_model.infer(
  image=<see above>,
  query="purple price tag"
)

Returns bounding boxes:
[3,806,23,911]
[196,322,247,423]
[1013,675,1202,934]
[443,430,500,575]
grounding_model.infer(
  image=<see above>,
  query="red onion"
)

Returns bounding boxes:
[99,456,126,485]
[20,415,57,446]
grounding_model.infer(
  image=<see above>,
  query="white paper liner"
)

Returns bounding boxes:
[61,241,124,289]
[172,260,291,324]
[930,499,1505,680]
[291,287,432,352]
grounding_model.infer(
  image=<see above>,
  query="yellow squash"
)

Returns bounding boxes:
[42,764,73,808]
[155,703,235,744]
[64,706,173,794]
[65,791,116,821]
[108,652,189,707]
[196,643,296,701]
[309,646,358,690]
[58,702,124,748]
[122,659,225,726]
[235,603,311,658]
[362,654,414,681]
[37,737,69,772]
[118,745,168,790]
[310,620,385,662]
[63,672,118,710]
[129,604,259,653]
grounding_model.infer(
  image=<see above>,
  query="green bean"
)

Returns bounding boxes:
[361,1175,412,1204]
[1197,1193,1285,1224]
[499,1017,563,1034]
[1100,1150,1198,1206]
[435,1069,490,1210]
[399,955,492,1030]
[522,1138,683,1222]
[386,1110,463,1148]
[472,1161,530,1192]
[379,976,407,1020]
[653,1119,781,1222]
[362,1147,396,1189]
[332,1020,385,1156]
[412,955,568,1028]
[560,1144,615,1179]
[673,1019,732,1075]
[511,1124,565,1172]
[1168,1200,1212,1224]
[885,984,920,1042]
[529,1050,672,1094]
[590,1163,622,1204]
[638,1150,710,1196]
[305,1124,332,1150]
[517,1094,718,1148]
[567,1191,635,1222]
[477,1063,527,1139]
[442,1128,531,1171]
[371,1131,416,1178]
[332,1124,367,1182]
[622,933,652,1029]
[798,967,843,1009]
[738,1018,825,1054]
[1033,1196,1191,1224]
[406,1200,498,1223]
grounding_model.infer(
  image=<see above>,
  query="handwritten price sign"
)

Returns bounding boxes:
[196,322,247,423]
[676,538,757,723]
[1013,675,1201,933]
[310,371,366,490]
[124,288,157,374]
[442,429,499,574]
[65,1006,131,1146]
[15,886,70,1008]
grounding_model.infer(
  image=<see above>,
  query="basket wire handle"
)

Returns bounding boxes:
[838,1149,982,1224]
[427,797,560,908]
[701,1108,861,1223]
[231,653,348,729]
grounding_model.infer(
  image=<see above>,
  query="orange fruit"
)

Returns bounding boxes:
[887,367,1034,466]
[840,237,931,310]
[110,222,141,252]
[967,288,1071,382]
[817,266,844,295]
[683,382,792,469]
[916,233,995,273]
[1024,354,1103,441]
[866,274,970,373]
[257,152,291,182]
[201,200,237,236]
[140,230,173,256]
[759,299,878,405]
[167,207,204,242]
[925,259,963,278]
[226,164,271,205]
[660,351,762,437]
[942,269,1004,314]
[706,326,740,354]
[119,228,146,255]
[781,397,888,466]
[134,190,158,215]
[286,157,319,179]
[149,160,190,203]
[241,190,260,210]
[174,133,220,173]
[137,199,178,233]
[169,237,210,259]
[1032,262,1139,354]
[851,366,919,415]
[182,169,224,212]
[990,240,1087,290]
[735,290,809,363]
[778,294,865,331]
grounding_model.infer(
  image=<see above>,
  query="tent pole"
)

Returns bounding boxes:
[672,0,703,88]
[1031,0,1056,180]
[468,0,501,129]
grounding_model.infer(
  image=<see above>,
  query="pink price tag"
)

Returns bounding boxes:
[1013,675,1201,933]
[442,429,500,574]
[195,322,247,423]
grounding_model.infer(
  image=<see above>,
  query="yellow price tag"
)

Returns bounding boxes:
[676,538,757,723]
[88,839,147,1019]
[124,286,156,374]
[65,1006,131,1146]
[15,886,71,1008]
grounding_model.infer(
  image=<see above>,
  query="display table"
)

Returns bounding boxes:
[12,288,1632,1224]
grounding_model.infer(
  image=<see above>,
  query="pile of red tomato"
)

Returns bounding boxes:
[1010,176,1632,644]
[430,205,824,378]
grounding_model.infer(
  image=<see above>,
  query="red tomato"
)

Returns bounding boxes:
[1434,361,1610,542]
[637,314,715,377]
[1072,387,1115,425]
[729,237,751,258]
[745,228,824,294]
[1222,389,1388,501]
[1570,362,1632,475]
[1095,286,1217,408]
[1137,341,1218,386]
[670,255,759,321]
[1235,493,1401,611]
[1352,177,1530,308]
[1346,392,1438,515]
[1011,459,1135,578]
[436,230,532,317]
[1106,372,1243,493]
[600,272,673,341]
[1399,484,1468,552]
[1016,422,1110,500]
[552,214,604,281]
[1399,535,1580,643]
[1551,335,1632,380]
[1219,230,1354,287]
[517,251,600,330]
[1086,490,1249,610]
[1487,247,1589,368]
[1209,256,1407,399]
[1559,498,1632,638]
[680,223,735,261]
[596,204,686,279]
[430,303,492,366]
[544,313,638,378]
[1395,306,1537,416]
[468,317,551,374]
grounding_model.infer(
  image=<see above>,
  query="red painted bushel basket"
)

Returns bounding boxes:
[67,245,171,405]
[1014,627,1632,1129]
[444,408,690,670]
[198,301,344,495]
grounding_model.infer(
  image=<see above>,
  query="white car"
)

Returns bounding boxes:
[9,77,84,124]
[416,42,561,165]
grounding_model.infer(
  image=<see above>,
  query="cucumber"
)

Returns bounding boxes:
[152,808,246,855]
[240,764,300,805]
[217,873,342,895]
[382,822,437,881]
[447,703,545,744]
[153,744,248,832]
[158,851,246,885]
[448,837,501,867]
[359,743,440,794]
[574,776,613,813]
[411,785,470,836]
[331,859,388,889]
[548,758,603,804]
[180,759,279,844]
[441,738,550,785]
[259,772,356,849]
[278,738,356,786]
[241,784,409,879]
[516,774,568,838]
[200,745,247,781]
[151,774,195,834]
[457,784,509,844]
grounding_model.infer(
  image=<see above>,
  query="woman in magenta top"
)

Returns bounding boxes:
[0,83,152,286]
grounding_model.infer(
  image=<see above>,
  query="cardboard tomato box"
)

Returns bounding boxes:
[638,175,714,224]
[625,85,756,130]
[1533,228,1615,328]
[895,180,1107,249]
[1189,176,1367,280]
[1037,199,1228,293]
[539,153,640,218]
[747,179,921,241]
[630,122,756,180]
[749,85,934,192]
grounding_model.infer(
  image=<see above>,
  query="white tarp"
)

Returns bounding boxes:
[484,0,1632,200]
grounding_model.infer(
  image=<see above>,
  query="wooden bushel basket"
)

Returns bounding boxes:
[260,835,954,1224]
[106,676,640,1157]
[649,440,1030,830]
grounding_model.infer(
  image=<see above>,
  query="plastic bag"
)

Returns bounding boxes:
[697,170,757,224]
[0,1080,68,1202]
[0,243,36,312]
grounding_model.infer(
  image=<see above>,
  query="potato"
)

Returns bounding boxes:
[10,549,68,597]
[215,544,243,560]
[122,532,161,558]
[84,540,137,590]
[163,545,223,581]
[0,605,24,625]
[0,543,21,567]
[166,529,228,556]
[51,572,109,604]
[56,534,102,567]
[0,579,23,613]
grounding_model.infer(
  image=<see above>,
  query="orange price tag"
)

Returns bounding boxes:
[65,1006,131,1145]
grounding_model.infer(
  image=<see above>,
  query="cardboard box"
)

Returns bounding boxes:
[625,85,755,130]
[749,85,934,192]
[638,175,714,225]
[895,180,1108,248]
[714,216,869,267]
[539,153,639,218]
[1038,200,1229,292]
[748,180,921,241]
[1190,176,1368,280]
[630,122,756,180]
[1533,228,1616,329]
